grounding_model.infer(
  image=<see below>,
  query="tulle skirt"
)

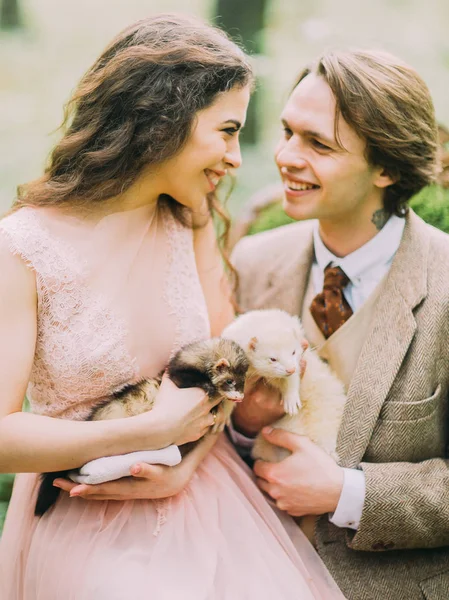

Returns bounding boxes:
[0,436,344,599]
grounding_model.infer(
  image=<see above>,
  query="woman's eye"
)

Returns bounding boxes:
[270,357,277,362]
[223,128,238,136]
[312,138,331,151]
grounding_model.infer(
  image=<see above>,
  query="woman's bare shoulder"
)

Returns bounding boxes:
[0,233,37,308]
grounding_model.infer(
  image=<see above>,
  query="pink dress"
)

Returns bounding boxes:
[0,205,345,600]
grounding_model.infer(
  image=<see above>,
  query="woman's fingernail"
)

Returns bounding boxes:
[131,464,141,475]
[263,427,273,435]
[69,491,80,497]
[53,482,61,489]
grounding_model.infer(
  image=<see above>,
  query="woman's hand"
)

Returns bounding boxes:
[54,432,219,501]
[133,374,221,449]
[232,340,308,437]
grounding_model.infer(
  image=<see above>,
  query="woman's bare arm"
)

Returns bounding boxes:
[0,247,216,474]
[54,431,220,500]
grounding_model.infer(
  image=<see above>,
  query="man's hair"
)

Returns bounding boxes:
[294,49,439,216]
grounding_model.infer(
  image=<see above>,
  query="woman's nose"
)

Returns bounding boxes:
[225,142,242,169]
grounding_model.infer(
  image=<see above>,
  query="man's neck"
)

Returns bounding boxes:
[318,208,390,258]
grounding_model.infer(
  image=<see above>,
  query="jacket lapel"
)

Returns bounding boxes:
[337,211,430,467]
[252,226,314,316]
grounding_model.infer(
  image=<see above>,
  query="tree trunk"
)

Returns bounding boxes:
[0,0,22,30]
[214,0,268,145]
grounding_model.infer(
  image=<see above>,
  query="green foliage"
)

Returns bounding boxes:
[247,185,449,236]
[248,201,295,234]
[0,473,14,533]
[409,185,449,233]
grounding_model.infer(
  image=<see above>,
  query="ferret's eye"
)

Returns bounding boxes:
[270,357,277,362]
[226,379,234,385]
[292,350,296,355]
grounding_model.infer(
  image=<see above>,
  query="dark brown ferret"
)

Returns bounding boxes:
[34,338,249,517]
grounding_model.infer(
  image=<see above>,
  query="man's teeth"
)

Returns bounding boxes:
[286,181,316,191]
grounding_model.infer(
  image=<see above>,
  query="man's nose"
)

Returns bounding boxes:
[276,138,308,170]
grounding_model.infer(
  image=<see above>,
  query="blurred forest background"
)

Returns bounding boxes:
[1,0,449,531]
[1,0,449,216]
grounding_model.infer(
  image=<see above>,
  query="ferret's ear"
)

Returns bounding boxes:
[291,316,305,340]
[214,358,231,371]
[248,336,258,351]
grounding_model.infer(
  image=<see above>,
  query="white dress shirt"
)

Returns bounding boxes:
[229,214,406,530]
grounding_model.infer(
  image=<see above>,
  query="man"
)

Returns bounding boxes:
[229,49,449,599]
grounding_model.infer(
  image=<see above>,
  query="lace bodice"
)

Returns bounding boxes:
[0,205,210,420]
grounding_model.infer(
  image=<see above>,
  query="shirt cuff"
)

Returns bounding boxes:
[329,467,366,530]
[226,419,256,450]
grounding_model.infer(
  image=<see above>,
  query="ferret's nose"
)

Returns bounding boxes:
[286,367,296,375]
[226,391,244,402]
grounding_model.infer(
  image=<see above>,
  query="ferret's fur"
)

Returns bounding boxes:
[34,338,249,517]
[223,309,347,463]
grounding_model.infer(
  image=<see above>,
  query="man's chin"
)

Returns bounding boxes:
[282,197,316,222]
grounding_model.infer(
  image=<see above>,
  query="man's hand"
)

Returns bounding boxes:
[231,377,285,437]
[232,340,308,438]
[253,427,344,517]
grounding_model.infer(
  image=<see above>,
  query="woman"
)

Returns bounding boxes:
[0,14,344,599]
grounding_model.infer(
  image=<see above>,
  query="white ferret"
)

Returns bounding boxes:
[222,309,347,463]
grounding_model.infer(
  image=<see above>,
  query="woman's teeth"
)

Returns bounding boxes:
[286,181,316,191]
[205,170,220,186]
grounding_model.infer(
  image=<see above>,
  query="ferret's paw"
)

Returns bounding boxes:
[283,395,301,416]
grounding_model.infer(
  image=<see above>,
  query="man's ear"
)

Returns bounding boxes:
[374,166,398,189]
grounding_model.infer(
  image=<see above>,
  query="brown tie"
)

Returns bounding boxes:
[310,264,353,339]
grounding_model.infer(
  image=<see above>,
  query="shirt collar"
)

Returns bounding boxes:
[313,215,406,284]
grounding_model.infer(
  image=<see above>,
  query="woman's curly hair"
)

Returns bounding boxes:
[14,14,254,273]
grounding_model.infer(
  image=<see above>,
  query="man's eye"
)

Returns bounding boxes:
[283,127,293,139]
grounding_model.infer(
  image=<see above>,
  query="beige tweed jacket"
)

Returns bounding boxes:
[232,210,449,600]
